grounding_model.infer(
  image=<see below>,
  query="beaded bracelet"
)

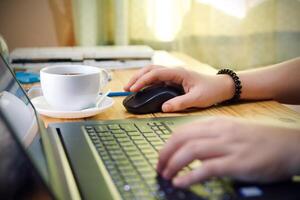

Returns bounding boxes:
[217,68,242,104]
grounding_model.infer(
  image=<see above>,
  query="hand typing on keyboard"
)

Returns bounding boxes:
[157,116,300,188]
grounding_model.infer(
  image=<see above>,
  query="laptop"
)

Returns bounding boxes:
[1,53,300,200]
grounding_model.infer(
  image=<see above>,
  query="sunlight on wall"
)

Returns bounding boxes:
[146,0,190,42]
[145,0,265,42]
[197,0,264,19]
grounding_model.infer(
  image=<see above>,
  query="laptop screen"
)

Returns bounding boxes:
[0,111,52,199]
[0,55,38,148]
[0,54,52,198]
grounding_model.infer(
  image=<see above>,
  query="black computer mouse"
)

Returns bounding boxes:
[123,84,184,114]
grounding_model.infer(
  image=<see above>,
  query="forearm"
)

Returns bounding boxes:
[237,57,300,104]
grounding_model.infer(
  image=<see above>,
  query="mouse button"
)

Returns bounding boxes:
[135,88,157,100]
[159,89,181,99]
[126,93,149,108]
[123,93,135,103]
[166,85,184,95]
[123,93,141,108]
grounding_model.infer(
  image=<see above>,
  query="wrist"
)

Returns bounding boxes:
[217,69,242,104]
[217,74,235,102]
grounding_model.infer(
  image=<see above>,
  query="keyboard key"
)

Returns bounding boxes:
[97,132,111,137]
[141,171,156,179]
[162,129,171,135]
[136,166,153,174]
[146,153,158,160]
[133,190,152,199]
[147,122,157,126]
[108,149,123,155]
[160,134,171,140]
[134,140,149,146]
[119,141,135,147]
[142,132,156,137]
[122,146,137,152]
[130,135,145,141]
[115,158,130,165]
[151,126,160,131]
[118,164,135,171]
[111,129,125,134]
[154,130,164,135]
[158,125,167,130]
[141,144,155,150]
[89,134,98,140]
[97,149,107,156]
[127,150,142,157]
[133,161,151,169]
[126,177,145,187]
[121,192,134,200]
[147,122,163,126]
[95,125,108,132]
[94,140,104,149]
[99,135,114,141]
[148,159,158,166]
[127,131,140,136]
[147,137,162,142]
[103,140,118,146]
[136,123,153,133]
[120,168,138,177]
[150,141,164,147]
[88,131,97,137]
[106,145,121,151]
[140,148,156,155]
[117,137,131,143]
[120,124,138,132]
[85,126,93,130]
[146,178,157,186]
[108,124,120,130]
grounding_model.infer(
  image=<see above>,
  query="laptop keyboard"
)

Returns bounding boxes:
[85,122,233,200]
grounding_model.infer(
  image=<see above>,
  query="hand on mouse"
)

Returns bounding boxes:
[156,117,300,188]
[124,65,235,112]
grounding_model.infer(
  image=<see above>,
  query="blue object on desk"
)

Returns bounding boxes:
[107,91,133,97]
[15,72,40,84]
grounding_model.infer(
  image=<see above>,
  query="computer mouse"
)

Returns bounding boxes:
[123,84,184,114]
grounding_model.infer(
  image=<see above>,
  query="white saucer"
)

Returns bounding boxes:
[31,95,114,119]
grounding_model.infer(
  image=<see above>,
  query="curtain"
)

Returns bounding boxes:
[48,0,75,46]
[69,0,300,69]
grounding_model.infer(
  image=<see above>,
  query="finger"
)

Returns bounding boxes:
[124,65,159,91]
[124,66,153,91]
[130,68,184,92]
[172,157,232,188]
[157,122,220,174]
[162,139,228,179]
[162,92,197,112]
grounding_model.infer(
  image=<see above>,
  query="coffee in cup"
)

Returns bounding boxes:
[40,65,109,111]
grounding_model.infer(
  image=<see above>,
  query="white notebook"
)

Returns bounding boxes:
[10,45,154,60]
[10,45,154,70]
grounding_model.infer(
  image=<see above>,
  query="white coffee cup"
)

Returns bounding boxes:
[40,65,110,111]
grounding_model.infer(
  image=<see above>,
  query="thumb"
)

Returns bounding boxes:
[162,93,196,112]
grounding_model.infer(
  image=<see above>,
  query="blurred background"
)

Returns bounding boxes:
[0,0,300,70]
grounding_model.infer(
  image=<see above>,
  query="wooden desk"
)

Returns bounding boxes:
[36,52,300,129]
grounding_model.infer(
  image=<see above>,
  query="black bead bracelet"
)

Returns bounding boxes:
[217,68,242,104]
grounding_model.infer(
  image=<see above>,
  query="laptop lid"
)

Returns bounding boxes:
[0,54,53,198]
